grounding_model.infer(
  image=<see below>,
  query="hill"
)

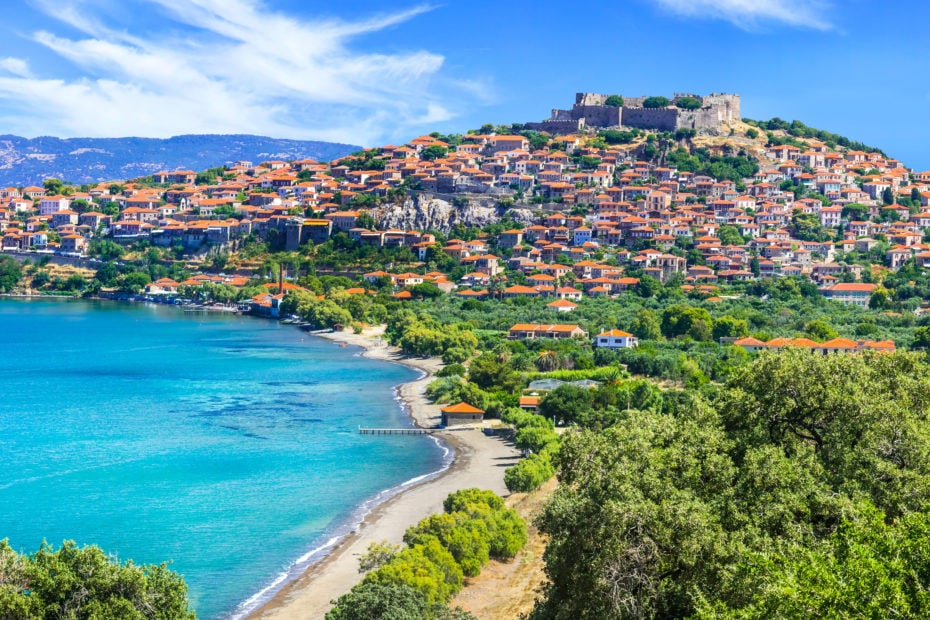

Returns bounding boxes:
[0,134,361,186]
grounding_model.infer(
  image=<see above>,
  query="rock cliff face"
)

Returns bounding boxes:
[374,195,539,234]
[374,195,494,233]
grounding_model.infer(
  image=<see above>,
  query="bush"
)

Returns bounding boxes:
[331,489,526,619]
[435,363,466,378]
[643,96,671,108]
[505,452,555,493]
[0,540,195,619]
[604,95,624,107]
[675,96,702,110]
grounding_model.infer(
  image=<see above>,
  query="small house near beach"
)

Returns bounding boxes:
[440,402,485,427]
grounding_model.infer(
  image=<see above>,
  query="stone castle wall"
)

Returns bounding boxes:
[621,108,680,132]
[531,92,741,135]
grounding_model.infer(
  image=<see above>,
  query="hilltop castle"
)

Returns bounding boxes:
[525,92,741,135]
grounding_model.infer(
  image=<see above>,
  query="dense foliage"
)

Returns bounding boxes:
[0,540,195,619]
[531,351,930,619]
[327,489,525,620]
[674,96,702,110]
[0,255,22,292]
[642,96,671,109]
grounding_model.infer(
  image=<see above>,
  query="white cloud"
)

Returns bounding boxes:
[650,0,834,30]
[0,58,32,78]
[0,0,480,145]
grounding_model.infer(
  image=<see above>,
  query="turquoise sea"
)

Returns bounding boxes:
[0,299,448,618]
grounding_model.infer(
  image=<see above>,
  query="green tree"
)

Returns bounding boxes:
[883,186,895,205]
[421,145,449,161]
[630,309,662,341]
[539,385,593,426]
[712,316,749,341]
[674,96,702,110]
[804,319,839,341]
[717,225,744,246]
[636,275,661,298]
[869,286,891,309]
[913,326,930,350]
[0,539,196,619]
[661,305,713,341]
[43,177,64,195]
[642,96,671,108]
[604,95,624,107]
[0,255,22,292]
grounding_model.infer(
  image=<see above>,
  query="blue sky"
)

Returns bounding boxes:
[0,1,928,168]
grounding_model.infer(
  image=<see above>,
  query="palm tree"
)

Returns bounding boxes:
[535,350,561,372]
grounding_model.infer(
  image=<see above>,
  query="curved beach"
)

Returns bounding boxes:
[246,328,521,619]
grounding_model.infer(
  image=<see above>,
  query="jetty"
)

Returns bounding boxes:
[358,426,473,435]
[359,426,437,435]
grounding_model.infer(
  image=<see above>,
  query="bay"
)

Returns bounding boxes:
[0,298,446,618]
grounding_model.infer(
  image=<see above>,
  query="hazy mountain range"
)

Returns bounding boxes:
[0,134,362,186]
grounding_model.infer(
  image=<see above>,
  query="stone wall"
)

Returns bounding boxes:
[622,107,680,132]
[529,92,740,135]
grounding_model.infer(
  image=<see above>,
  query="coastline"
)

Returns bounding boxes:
[244,326,521,620]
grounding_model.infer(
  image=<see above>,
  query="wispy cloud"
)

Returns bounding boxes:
[650,0,834,30]
[0,0,481,145]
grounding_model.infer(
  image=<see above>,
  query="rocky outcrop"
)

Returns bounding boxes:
[375,195,503,234]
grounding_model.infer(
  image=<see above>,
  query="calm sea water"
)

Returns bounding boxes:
[0,299,446,619]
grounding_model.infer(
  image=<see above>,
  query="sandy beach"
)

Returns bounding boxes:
[246,326,521,620]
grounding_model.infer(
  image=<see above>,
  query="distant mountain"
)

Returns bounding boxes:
[0,134,362,186]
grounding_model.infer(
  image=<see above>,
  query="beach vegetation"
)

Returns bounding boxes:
[357,541,401,574]
[0,539,196,619]
[328,489,524,620]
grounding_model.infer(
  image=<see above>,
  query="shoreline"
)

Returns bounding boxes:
[243,327,520,620]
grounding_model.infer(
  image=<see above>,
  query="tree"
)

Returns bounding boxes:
[674,96,702,110]
[120,271,151,293]
[913,326,930,350]
[635,275,661,298]
[355,212,377,230]
[0,539,196,619]
[630,309,661,341]
[43,177,63,195]
[661,305,713,341]
[642,96,671,108]
[327,581,436,620]
[883,186,895,205]
[539,385,593,426]
[532,351,930,620]
[717,225,744,246]
[421,145,449,161]
[505,452,554,492]
[842,202,869,220]
[604,95,624,107]
[869,286,891,310]
[804,319,839,341]
[712,316,749,341]
[0,255,22,292]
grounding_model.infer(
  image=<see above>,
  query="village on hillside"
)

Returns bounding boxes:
[1,93,928,356]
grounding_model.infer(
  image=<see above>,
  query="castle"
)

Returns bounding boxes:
[525,92,741,135]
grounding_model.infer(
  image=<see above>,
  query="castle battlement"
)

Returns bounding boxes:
[525,92,741,135]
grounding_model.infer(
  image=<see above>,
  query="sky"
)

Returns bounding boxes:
[0,0,928,168]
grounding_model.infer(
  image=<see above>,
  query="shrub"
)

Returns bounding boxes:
[675,96,702,110]
[505,452,555,493]
[643,96,671,108]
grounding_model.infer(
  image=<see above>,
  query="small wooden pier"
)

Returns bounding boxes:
[359,426,437,435]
